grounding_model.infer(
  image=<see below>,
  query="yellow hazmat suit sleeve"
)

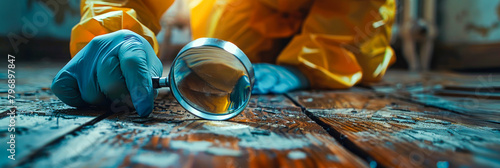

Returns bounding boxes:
[189,0,396,89]
[70,0,174,57]
[278,0,396,88]
[189,0,313,62]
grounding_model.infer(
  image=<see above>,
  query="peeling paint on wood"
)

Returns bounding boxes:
[288,90,500,168]
[25,94,368,168]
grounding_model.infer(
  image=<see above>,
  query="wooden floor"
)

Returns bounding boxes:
[1,63,500,168]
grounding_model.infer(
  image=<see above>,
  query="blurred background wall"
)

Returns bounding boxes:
[433,0,500,71]
[0,0,80,61]
[439,0,500,44]
[390,0,500,71]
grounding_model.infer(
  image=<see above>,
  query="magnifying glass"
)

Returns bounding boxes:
[152,38,254,120]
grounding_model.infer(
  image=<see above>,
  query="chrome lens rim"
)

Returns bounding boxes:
[169,38,254,120]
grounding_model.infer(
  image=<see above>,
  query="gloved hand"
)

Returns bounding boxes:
[252,63,309,94]
[51,30,163,117]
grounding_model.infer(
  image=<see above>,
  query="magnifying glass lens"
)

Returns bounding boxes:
[172,46,251,115]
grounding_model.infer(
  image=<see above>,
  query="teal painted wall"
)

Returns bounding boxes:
[439,0,500,44]
[0,0,80,39]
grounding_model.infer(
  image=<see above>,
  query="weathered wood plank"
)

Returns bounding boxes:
[0,90,106,167]
[26,93,368,167]
[369,71,500,123]
[288,90,500,168]
[0,62,116,167]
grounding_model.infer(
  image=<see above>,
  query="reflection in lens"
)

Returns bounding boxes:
[229,75,250,112]
[173,46,251,114]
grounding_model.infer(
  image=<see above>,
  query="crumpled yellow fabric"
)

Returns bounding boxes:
[72,0,395,89]
[177,46,247,113]
[189,0,396,89]
[70,0,173,57]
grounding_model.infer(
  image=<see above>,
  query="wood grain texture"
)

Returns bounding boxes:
[26,93,368,168]
[368,71,500,123]
[288,90,500,168]
[0,90,106,167]
[8,64,500,168]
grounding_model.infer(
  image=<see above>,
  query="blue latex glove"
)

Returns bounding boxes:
[252,63,309,94]
[51,30,163,117]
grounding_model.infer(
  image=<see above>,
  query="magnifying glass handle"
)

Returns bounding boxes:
[152,77,169,89]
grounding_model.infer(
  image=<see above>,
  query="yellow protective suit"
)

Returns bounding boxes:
[70,0,173,57]
[71,0,396,89]
[190,0,396,88]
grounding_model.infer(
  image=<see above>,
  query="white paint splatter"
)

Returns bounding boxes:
[169,140,242,156]
[131,152,179,167]
[287,151,307,159]
[238,132,312,150]
[170,140,212,152]
[163,121,321,151]
[201,121,317,150]
[206,147,242,156]
[303,98,313,102]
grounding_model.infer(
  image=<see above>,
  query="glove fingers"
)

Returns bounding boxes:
[51,70,87,107]
[253,74,277,94]
[118,37,155,117]
[97,55,134,111]
[252,64,278,94]
[270,83,292,94]
[254,63,309,94]
[269,67,299,93]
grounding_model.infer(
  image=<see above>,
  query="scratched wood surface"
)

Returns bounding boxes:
[0,88,106,167]
[369,71,500,123]
[24,92,368,168]
[288,90,500,168]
